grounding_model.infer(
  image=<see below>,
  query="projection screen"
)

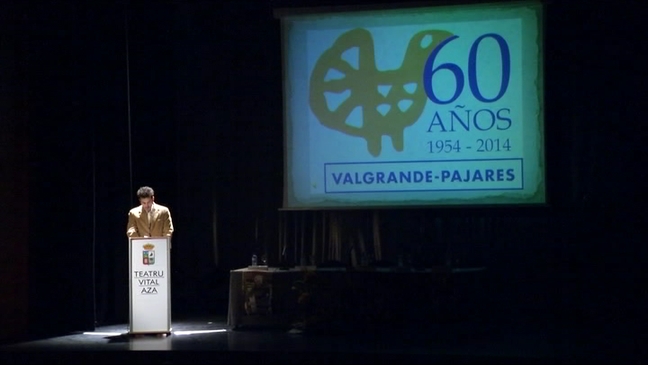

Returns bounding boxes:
[278,0,545,209]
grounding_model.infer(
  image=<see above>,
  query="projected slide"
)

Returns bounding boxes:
[280,1,544,209]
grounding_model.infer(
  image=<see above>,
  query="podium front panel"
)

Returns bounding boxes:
[129,237,171,334]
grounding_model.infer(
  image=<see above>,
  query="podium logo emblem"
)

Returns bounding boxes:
[142,243,155,265]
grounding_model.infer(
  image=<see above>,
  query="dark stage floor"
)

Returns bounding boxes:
[0,312,641,364]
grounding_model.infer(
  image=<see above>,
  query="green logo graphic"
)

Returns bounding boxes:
[309,28,454,157]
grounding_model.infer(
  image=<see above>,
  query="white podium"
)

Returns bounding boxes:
[128,237,171,335]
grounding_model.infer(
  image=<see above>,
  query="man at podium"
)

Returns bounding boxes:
[126,186,174,238]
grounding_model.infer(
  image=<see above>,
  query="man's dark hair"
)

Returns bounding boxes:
[136,186,155,199]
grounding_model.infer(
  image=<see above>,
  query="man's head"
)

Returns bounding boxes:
[136,186,155,212]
